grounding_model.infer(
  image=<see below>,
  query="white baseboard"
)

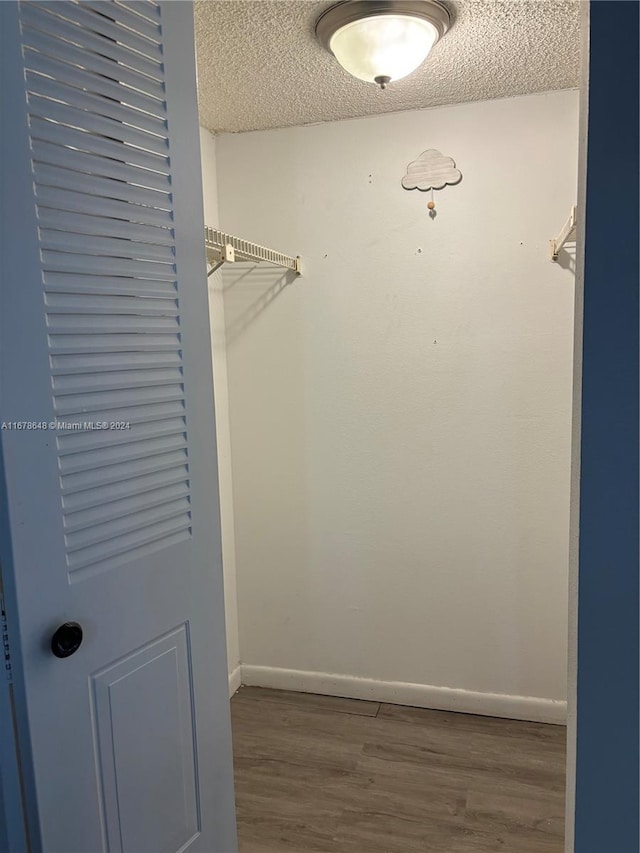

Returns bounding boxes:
[228,665,242,698]
[240,664,567,725]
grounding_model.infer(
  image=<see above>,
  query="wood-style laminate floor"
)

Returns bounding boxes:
[231,687,566,853]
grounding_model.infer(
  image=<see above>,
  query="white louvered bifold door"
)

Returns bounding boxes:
[0,3,236,851]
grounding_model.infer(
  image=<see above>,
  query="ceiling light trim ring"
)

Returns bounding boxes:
[315,0,452,53]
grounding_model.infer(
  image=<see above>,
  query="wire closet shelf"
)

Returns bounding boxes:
[205,227,302,276]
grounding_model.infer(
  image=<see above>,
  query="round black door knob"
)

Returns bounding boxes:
[51,622,83,658]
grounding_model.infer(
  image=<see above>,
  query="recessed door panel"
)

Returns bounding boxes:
[91,626,199,853]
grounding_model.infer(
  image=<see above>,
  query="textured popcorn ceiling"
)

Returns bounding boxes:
[195,1,580,134]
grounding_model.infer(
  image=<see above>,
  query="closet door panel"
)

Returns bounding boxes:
[0,2,236,850]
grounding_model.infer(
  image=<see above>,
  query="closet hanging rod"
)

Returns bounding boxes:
[205,226,302,276]
[550,205,577,261]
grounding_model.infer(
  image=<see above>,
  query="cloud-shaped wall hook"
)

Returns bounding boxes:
[402,149,462,191]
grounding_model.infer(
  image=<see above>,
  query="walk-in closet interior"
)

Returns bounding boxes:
[197,2,580,850]
[3,0,638,849]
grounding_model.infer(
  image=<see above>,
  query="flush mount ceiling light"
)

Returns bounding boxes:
[315,0,451,90]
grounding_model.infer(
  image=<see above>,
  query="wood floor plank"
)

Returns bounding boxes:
[231,701,367,772]
[232,688,566,853]
[464,789,564,837]
[237,844,284,853]
[236,686,381,717]
[236,796,341,853]
[233,756,361,812]
[360,736,565,792]
[378,703,567,742]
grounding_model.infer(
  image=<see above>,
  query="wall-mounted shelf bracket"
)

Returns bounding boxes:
[550,205,577,261]
[205,227,302,276]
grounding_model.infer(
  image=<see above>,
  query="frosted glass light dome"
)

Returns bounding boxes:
[316,1,451,89]
[329,15,438,85]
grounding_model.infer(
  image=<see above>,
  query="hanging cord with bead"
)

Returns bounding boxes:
[427,188,437,219]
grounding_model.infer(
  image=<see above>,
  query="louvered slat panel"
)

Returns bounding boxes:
[26,74,168,136]
[69,528,192,581]
[29,119,170,173]
[52,369,184,395]
[50,352,182,374]
[19,0,192,577]
[67,518,192,576]
[60,449,189,494]
[58,434,188,476]
[38,212,174,248]
[32,141,172,192]
[42,255,175,281]
[26,52,166,117]
[53,385,184,415]
[66,497,190,552]
[54,402,185,434]
[47,317,179,336]
[36,186,173,227]
[21,28,165,99]
[45,294,178,316]
[27,96,169,155]
[48,333,181,353]
[44,276,176,299]
[61,464,189,512]
[40,232,175,263]
[45,280,176,300]
[64,481,190,532]
[57,418,187,454]
[34,164,171,208]
[117,1,162,24]
[37,1,163,61]
[42,262,175,288]
[20,4,163,80]
[84,0,162,42]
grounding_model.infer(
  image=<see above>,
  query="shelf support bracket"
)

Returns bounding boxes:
[550,205,577,261]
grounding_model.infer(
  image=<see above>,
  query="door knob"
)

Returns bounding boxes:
[51,622,83,658]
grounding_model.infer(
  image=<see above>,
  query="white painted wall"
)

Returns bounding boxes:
[199,127,240,689]
[215,91,579,717]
